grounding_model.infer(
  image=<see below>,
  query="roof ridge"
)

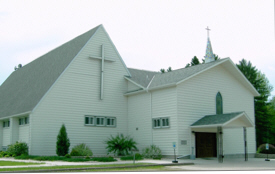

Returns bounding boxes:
[127,67,160,73]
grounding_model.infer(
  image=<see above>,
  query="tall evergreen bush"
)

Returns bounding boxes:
[56,124,70,156]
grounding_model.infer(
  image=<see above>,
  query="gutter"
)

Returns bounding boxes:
[0,111,32,120]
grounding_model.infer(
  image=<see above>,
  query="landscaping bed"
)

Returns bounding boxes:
[255,153,275,159]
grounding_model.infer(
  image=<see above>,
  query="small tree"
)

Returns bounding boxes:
[56,124,70,156]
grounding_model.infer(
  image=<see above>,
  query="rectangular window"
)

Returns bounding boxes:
[85,116,94,125]
[25,117,29,124]
[153,117,170,129]
[19,118,24,125]
[96,117,105,126]
[84,116,115,127]
[162,118,169,127]
[3,120,10,128]
[106,118,115,126]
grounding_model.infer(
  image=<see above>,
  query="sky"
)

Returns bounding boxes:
[0,0,274,97]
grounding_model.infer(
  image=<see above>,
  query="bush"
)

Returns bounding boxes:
[257,144,275,154]
[56,124,70,156]
[6,142,28,157]
[142,145,162,159]
[91,157,117,162]
[70,143,93,156]
[120,153,143,161]
[0,151,8,158]
[105,133,137,156]
[64,154,71,158]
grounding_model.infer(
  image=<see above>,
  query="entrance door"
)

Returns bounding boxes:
[195,132,217,158]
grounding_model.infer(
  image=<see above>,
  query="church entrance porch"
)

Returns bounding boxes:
[195,132,217,158]
[190,112,254,163]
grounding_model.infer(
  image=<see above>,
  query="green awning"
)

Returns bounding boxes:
[190,112,254,128]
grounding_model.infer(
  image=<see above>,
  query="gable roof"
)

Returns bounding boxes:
[125,58,260,96]
[0,25,101,118]
[190,111,254,128]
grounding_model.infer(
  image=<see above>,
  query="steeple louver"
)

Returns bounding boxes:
[204,26,215,63]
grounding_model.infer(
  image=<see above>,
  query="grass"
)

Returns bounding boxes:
[0,163,157,172]
[14,155,116,162]
[0,161,42,166]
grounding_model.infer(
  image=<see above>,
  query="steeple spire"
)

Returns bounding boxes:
[204,26,215,63]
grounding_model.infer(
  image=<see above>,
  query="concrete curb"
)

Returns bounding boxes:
[1,162,194,173]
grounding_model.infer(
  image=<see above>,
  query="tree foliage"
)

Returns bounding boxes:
[236,59,274,145]
[160,67,172,73]
[185,55,220,68]
[105,133,137,156]
[56,124,70,156]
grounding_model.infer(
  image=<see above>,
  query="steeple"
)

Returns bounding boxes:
[204,26,215,63]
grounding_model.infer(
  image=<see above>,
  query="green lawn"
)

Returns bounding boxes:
[0,163,160,172]
[14,155,116,162]
[0,161,42,166]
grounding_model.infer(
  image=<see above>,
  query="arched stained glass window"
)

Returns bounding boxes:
[216,92,223,114]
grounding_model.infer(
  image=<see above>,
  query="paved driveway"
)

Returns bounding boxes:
[164,157,275,171]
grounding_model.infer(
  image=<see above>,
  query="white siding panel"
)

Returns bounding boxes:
[30,27,129,156]
[177,65,256,156]
[128,93,152,151]
[18,125,29,144]
[151,87,178,156]
[3,128,10,146]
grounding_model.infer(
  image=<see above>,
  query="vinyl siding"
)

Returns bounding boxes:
[18,125,29,144]
[30,27,129,156]
[128,92,152,151]
[151,87,178,155]
[3,128,10,146]
[177,64,256,156]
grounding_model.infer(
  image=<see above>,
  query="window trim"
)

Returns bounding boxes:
[3,120,10,128]
[106,117,116,127]
[152,117,170,129]
[19,117,29,126]
[84,115,116,128]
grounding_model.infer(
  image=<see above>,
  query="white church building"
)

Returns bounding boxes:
[0,25,259,159]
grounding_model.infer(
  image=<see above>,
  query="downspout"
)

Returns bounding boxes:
[146,75,155,145]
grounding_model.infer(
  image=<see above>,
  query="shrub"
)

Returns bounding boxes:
[70,149,80,156]
[91,157,117,162]
[85,156,90,159]
[6,142,28,157]
[56,124,70,156]
[0,151,8,158]
[142,145,162,159]
[120,153,143,161]
[70,143,93,156]
[257,144,275,154]
[105,133,137,156]
[64,154,71,158]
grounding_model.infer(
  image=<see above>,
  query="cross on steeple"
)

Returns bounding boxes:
[206,26,210,38]
[89,44,115,100]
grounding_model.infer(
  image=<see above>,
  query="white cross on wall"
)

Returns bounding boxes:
[89,45,115,100]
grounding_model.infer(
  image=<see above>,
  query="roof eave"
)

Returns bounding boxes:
[176,58,229,86]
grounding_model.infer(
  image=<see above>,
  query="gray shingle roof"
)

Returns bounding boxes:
[127,58,227,90]
[190,112,244,126]
[0,25,100,118]
[127,68,159,88]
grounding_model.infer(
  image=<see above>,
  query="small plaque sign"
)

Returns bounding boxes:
[266,143,269,150]
[173,142,176,148]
